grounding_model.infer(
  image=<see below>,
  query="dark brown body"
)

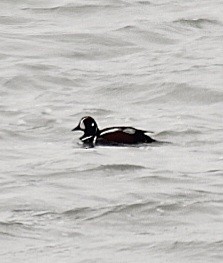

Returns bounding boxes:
[96,127,155,145]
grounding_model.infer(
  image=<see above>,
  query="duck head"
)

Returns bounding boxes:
[72,116,98,143]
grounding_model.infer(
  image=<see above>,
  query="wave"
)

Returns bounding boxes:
[22,1,129,14]
[79,108,114,116]
[0,15,31,25]
[61,200,158,221]
[83,164,146,173]
[173,18,221,28]
[134,83,223,105]
[156,129,202,137]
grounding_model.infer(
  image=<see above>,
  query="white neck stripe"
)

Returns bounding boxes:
[81,135,94,141]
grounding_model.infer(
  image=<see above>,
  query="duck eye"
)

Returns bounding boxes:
[92,123,95,127]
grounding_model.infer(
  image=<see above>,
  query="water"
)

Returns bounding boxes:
[1,0,223,262]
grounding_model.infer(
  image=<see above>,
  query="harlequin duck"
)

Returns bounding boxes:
[72,116,156,146]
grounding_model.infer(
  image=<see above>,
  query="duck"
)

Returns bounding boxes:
[72,116,156,146]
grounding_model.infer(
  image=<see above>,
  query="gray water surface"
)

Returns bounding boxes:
[1,0,223,262]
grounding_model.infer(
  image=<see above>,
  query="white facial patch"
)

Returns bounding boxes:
[79,119,85,130]
[123,128,135,134]
[92,122,95,127]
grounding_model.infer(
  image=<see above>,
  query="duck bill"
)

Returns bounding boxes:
[71,125,80,132]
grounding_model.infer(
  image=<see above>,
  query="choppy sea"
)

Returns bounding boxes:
[1,0,223,262]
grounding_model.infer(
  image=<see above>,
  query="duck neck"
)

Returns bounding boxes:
[81,128,99,144]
